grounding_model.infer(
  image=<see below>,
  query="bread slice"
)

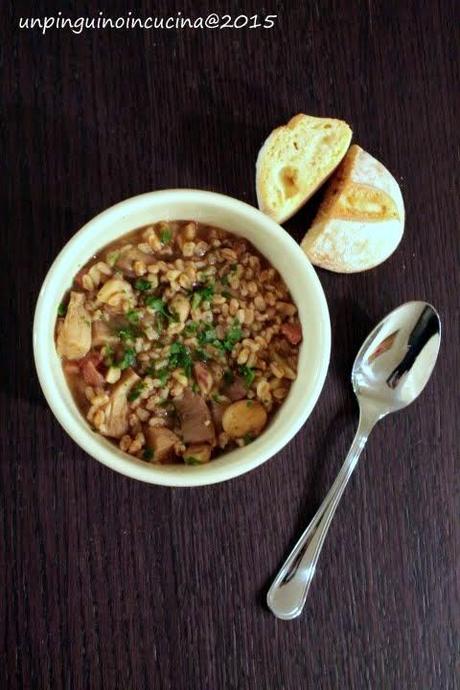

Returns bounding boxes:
[256,114,352,223]
[301,145,405,272]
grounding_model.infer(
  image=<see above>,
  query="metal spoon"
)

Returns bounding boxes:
[267,301,441,620]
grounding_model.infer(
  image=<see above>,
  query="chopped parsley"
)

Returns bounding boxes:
[197,323,217,345]
[168,342,192,378]
[118,326,137,343]
[106,250,120,267]
[193,348,209,362]
[155,314,165,334]
[191,284,214,309]
[184,456,202,466]
[127,382,145,402]
[195,322,225,352]
[244,433,255,445]
[117,348,136,370]
[239,365,256,387]
[145,296,177,321]
[143,448,154,460]
[157,368,170,385]
[126,310,141,324]
[221,274,229,286]
[222,320,243,351]
[103,338,136,370]
[147,365,169,386]
[184,321,199,335]
[57,302,67,317]
[246,400,254,408]
[159,227,172,244]
[134,277,152,292]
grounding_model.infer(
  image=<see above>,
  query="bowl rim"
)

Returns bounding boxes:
[33,189,331,486]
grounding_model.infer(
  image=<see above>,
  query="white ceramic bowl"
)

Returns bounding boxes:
[34,190,330,486]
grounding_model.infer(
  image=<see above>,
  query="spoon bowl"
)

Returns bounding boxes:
[352,301,441,417]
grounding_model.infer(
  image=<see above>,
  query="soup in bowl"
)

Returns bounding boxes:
[34,190,330,486]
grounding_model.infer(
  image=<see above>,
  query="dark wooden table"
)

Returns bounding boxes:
[2,1,458,688]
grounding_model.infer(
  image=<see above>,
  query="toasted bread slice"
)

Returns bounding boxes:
[256,114,352,223]
[301,145,405,272]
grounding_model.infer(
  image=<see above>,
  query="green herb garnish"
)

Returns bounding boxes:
[57,302,67,317]
[184,456,202,466]
[159,227,172,244]
[117,348,136,370]
[134,277,152,292]
[127,382,145,402]
[156,314,165,334]
[191,293,201,310]
[118,326,137,343]
[148,365,169,386]
[145,296,177,321]
[106,250,120,267]
[126,310,140,324]
[239,365,256,388]
[195,322,225,352]
[193,348,208,362]
[143,448,154,460]
[197,323,217,345]
[243,433,255,445]
[168,342,192,378]
[184,321,199,335]
[222,320,243,351]
[158,369,169,385]
[191,284,214,309]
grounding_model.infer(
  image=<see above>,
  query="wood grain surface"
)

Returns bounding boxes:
[1,1,459,688]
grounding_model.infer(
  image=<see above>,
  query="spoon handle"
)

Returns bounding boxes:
[267,411,376,620]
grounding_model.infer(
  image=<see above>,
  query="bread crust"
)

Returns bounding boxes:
[301,145,405,272]
[256,114,352,224]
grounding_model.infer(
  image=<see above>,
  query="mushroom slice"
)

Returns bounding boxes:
[144,427,180,464]
[224,375,247,401]
[173,389,215,445]
[96,278,134,308]
[98,368,140,439]
[91,320,120,348]
[116,247,156,272]
[222,400,267,439]
[56,291,92,360]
